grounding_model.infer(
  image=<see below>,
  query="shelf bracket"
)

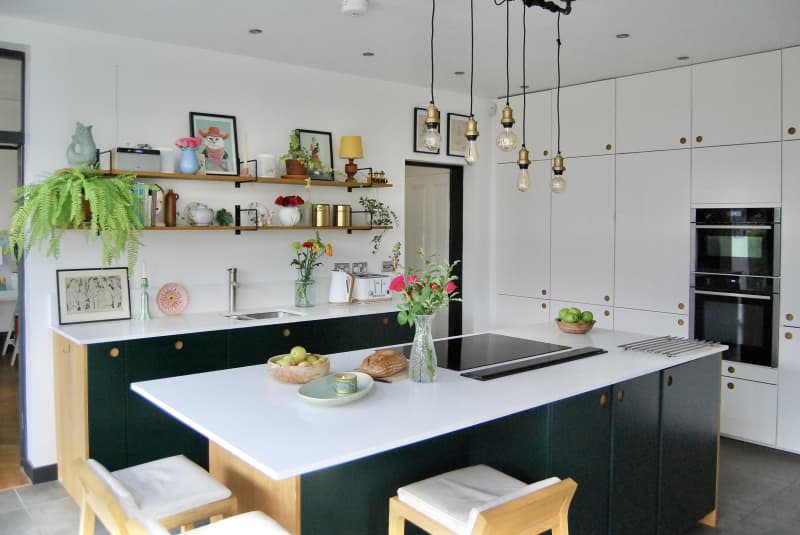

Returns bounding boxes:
[234,204,258,235]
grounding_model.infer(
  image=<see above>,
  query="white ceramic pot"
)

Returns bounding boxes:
[279,206,301,226]
[189,204,214,225]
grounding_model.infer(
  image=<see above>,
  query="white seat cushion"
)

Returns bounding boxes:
[86,459,139,517]
[136,511,291,535]
[398,465,537,534]
[113,455,231,520]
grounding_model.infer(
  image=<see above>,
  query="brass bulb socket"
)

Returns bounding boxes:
[517,146,530,167]
[425,103,440,128]
[465,117,479,139]
[552,152,565,174]
[500,104,515,128]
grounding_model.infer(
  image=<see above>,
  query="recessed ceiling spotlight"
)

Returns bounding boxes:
[616,33,630,39]
[520,84,530,89]
[362,51,375,57]
[677,55,690,61]
[248,28,263,35]
[454,71,465,75]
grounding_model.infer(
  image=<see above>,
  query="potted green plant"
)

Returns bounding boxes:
[279,129,332,178]
[5,167,151,270]
[358,196,399,254]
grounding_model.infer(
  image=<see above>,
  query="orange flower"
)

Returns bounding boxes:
[325,243,333,256]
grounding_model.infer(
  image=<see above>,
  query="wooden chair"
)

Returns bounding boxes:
[74,456,237,535]
[126,511,291,535]
[388,464,577,535]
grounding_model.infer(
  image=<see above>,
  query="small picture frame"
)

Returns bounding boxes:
[447,113,470,157]
[56,267,131,325]
[297,129,334,180]
[190,112,239,176]
[413,107,440,154]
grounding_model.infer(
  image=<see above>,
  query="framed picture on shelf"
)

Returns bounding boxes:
[297,129,334,180]
[189,112,239,176]
[447,113,470,157]
[413,107,440,154]
[56,267,131,325]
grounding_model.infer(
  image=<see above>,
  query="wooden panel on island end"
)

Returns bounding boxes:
[209,441,301,535]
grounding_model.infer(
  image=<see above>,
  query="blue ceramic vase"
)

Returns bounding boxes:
[178,148,200,174]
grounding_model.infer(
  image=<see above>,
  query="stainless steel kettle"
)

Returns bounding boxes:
[328,270,355,303]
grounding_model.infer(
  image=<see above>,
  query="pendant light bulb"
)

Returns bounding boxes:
[423,103,441,151]
[551,152,566,193]
[464,116,480,165]
[517,145,530,192]
[496,105,518,152]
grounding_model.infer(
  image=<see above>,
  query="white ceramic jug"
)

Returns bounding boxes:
[328,270,355,304]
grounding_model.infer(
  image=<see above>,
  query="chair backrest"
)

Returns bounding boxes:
[73,458,138,535]
[469,477,578,535]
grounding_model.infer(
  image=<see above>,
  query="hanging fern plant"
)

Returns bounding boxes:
[6,167,151,270]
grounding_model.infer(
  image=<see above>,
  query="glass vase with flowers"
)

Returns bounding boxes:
[291,232,333,307]
[389,250,460,382]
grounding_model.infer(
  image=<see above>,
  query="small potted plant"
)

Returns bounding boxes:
[279,129,332,178]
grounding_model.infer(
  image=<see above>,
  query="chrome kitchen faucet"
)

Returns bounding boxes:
[228,267,238,314]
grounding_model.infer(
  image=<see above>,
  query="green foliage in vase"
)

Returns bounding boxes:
[5,167,152,270]
[358,196,399,254]
[279,129,331,177]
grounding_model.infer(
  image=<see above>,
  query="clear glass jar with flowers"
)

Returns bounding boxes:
[275,195,304,226]
[389,250,460,382]
[175,136,202,174]
[291,232,333,307]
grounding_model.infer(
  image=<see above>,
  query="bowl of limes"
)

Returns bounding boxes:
[268,345,330,383]
[555,307,596,334]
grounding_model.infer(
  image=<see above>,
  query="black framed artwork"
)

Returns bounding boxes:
[413,107,440,154]
[56,267,131,325]
[297,129,334,179]
[189,112,239,175]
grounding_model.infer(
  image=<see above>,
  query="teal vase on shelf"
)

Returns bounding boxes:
[179,148,200,174]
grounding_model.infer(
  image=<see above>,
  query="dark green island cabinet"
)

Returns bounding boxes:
[53,311,411,504]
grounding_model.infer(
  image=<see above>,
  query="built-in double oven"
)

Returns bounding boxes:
[691,208,781,367]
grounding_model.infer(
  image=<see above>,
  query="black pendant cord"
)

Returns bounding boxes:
[469,0,475,117]
[430,0,436,105]
[522,1,527,146]
[556,11,562,153]
[504,0,510,105]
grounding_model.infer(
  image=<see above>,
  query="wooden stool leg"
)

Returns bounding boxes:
[78,495,96,535]
[388,497,406,535]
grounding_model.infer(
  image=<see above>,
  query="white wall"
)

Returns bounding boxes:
[0,15,493,469]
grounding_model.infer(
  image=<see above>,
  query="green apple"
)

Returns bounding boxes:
[580,310,594,323]
[558,307,570,320]
[306,355,319,365]
[289,345,308,363]
[277,356,294,366]
[563,312,579,324]
[568,307,581,316]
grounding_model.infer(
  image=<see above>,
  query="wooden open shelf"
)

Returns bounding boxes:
[142,225,392,232]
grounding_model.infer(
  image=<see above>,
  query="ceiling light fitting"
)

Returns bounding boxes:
[423,0,442,152]
[465,0,480,165]
[362,51,375,57]
[616,33,631,39]
[341,0,369,16]
[677,55,690,61]
[496,0,518,153]
[551,12,567,193]
[248,28,263,35]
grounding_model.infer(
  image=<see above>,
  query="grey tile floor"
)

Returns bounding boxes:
[0,437,798,534]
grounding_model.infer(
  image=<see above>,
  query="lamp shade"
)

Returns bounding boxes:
[339,136,364,159]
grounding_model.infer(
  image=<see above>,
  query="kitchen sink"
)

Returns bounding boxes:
[224,310,303,321]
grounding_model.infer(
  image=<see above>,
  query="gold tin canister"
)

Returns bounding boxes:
[333,204,351,227]
[312,204,331,227]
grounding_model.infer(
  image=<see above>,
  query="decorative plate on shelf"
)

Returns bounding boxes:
[156,283,189,316]
[246,201,268,227]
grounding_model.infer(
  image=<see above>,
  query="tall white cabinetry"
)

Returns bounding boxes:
[781,141,800,328]
[615,67,691,153]
[691,51,782,147]
[778,327,800,453]
[784,46,800,140]
[691,143,781,205]
[550,155,615,306]
[494,91,552,164]
[555,80,615,157]
[494,294,550,329]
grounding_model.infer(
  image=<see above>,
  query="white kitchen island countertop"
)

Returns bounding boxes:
[131,323,725,481]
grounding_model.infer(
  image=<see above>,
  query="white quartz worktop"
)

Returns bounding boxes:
[51,301,399,345]
[131,323,726,481]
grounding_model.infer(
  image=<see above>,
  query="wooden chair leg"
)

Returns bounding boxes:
[78,495,96,535]
[388,497,406,535]
[180,523,195,533]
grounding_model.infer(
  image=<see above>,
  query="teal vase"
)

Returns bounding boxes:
[179,148,200,174]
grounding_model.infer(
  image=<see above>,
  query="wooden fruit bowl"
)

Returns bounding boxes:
[267,354,330,384]
[555,319,596,334]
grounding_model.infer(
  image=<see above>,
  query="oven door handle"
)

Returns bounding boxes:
[693,290,772,301]
[694,224,773,230]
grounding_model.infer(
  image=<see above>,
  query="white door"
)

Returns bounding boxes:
[781,140,800,328]
[691,143,781,205]
[493,295,550,329]
[615,67,691,153]
[554,79,615,158]
[615,151,690,314]
[405,165,450,338]
[784,46,800,141]
[778,326,800,453]
[692,50,781,147]
[550,300,613,330]
[613,307,688,338]
[550,155,615,306]
[495,161,550,298]
[494,92,551,164]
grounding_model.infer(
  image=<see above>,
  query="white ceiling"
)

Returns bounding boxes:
[2,0,800,98]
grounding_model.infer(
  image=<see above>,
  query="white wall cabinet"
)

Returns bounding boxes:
[784,46,800,141]
[494,161,550,298]
[615,67,691,153]
[691,142,781,205]
[613,308,688,338]
[550,155,615,306]
[550,300,613,330]
[494,91,551,164]
[692,51,782,147]
[721,376,777,447]
[781,141,800,327]
[555,80,615,158]
[615,151,690,314]
[493,294,550,329]
[778,326,800,453]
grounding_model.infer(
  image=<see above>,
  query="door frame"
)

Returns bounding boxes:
[404,161,463,337]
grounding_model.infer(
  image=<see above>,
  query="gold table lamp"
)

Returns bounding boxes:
[339,135,363,183]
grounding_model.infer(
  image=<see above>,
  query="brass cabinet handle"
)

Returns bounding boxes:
[541,289,547,296]
[787,313,795,322]
[678,302,685,310]
[666,375,673,387]
[604,295,611,302]
[543,150,549,156]
[727,382,735,390]
[109,347,120,358]
[678,319,685,326]
[283,328,291,337]
[604,310,610,317]
[728,366,735,373]
[599,393,609,407]
[382,317,390,326]
[680,137,687,144]
[606,143,613,151]
[790,127,797,136]
[787,332,794,340]
[541,303,547,310]
[616,389,624,402]
[174,340,183,350]
[696,135,703,143]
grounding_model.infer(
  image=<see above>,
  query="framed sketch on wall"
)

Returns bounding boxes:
[56,267,131,325]
[189,112,239,176]
[297,129,334,179]
[413,107,440,154]
[447,113,470,157]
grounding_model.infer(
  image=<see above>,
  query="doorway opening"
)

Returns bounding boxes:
[404,162,463,339]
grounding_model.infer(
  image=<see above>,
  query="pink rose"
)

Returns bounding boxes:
[445,280,457,293]
[389,275,406,293]
[407,275,418,284]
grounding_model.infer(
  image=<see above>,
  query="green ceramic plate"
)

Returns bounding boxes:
[297,372,374,407]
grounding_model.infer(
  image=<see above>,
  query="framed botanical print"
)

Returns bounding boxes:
[297,129,334,179]
[190,112,239,175]
[413,107,440,154]
[447,113,470,157]
[56,267,131,325]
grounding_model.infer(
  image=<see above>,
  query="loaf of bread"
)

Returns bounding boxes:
[359,349,408,378]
